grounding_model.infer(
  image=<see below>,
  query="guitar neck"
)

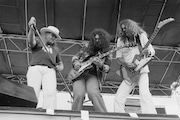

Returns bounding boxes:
[99,50,112,59]
[99,46,124,59]
[142,18,175,50]
[142,27,160,50]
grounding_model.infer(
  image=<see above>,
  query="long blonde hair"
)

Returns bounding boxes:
[117,19,147,41]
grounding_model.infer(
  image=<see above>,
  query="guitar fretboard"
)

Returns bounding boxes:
[142,18,174,50]
[142,27,160,50]
[99,49,116,58]
[99,45,130,59]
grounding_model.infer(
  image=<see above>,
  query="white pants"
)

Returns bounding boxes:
[26,65,57,109]
[114,73,157,114]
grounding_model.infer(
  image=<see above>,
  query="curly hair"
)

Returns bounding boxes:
[117,19,147,42]
[87,28,111,55]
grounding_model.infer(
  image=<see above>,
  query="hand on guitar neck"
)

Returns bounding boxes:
[73,60,82,71]
[68,56,105,82]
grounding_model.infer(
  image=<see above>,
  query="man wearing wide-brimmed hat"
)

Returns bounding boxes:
[26,17,64,114]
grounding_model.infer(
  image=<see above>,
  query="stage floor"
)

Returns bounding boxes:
[0,107,179,120]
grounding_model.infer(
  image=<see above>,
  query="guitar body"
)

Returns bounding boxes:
[121,66,140,83]
[133,54,153,71]
[68,63,93,82]
[68,68,84,82]
[77,58,94,73]
[68,57,105,82]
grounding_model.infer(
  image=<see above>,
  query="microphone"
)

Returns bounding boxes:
[29,17,37,30]
[30,24,36,30]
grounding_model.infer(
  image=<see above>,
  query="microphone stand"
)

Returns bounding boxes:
[31,25,73,98]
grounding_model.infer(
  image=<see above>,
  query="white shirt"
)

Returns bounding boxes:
[116,32,155,73]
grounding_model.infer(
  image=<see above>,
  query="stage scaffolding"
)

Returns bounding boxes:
[0,34,180,96]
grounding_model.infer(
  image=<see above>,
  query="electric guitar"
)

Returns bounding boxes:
[68,44,134,82]
[132,18,174,72]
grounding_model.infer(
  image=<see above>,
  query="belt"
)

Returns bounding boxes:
[30,64,51,68]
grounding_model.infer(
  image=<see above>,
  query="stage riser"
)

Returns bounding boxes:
[0,114,126,120]
[0,114,69,120]
[0,112,179,120]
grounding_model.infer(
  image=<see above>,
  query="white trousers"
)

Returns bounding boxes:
[114,73,157,114]
[26,65,57,109]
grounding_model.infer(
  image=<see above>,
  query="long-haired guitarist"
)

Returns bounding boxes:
[114,19,157,114]
[70,28,112,112]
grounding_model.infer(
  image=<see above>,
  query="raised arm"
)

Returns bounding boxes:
[27,17,37,48]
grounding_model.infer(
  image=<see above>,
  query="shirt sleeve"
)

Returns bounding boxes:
[140,33,155,56]
[55,47,62,64]
[30,38,42,50]
[116,38,123,58]
[56,54,62,64]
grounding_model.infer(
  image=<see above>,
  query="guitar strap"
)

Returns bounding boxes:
[135,34,143,52]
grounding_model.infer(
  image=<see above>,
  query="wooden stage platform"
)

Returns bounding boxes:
[0,107,179,120]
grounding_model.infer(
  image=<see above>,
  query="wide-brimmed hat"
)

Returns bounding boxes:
[40,26,62,40]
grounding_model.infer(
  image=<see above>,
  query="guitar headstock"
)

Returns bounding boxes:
[158,18,175,28]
